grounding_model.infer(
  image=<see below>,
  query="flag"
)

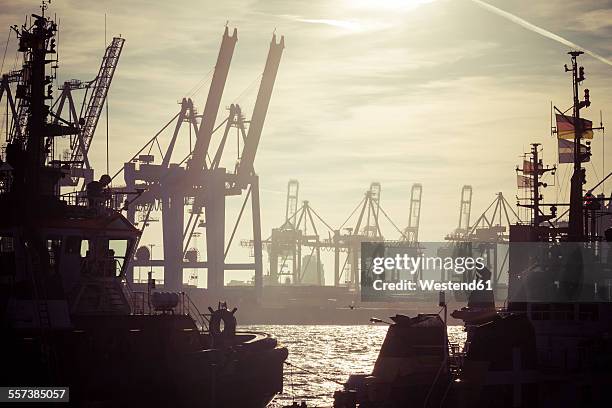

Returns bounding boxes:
[517,175,533,189]
[558,139,590,164]
[522,160,542,174]
[555,114,593,139]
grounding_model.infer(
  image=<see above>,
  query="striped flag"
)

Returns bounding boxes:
[558,139,590,164]
[517,175,533,189]
[556,114,593,139]
[522,160,542,174]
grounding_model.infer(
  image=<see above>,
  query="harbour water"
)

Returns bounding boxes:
[242,325,467,407]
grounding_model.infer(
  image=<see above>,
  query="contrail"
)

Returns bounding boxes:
[470,0,612,68]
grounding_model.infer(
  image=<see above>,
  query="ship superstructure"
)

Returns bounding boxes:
[0,5,287,407]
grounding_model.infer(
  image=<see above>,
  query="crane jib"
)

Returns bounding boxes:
[189,27,238,174]
[237,34,285,179]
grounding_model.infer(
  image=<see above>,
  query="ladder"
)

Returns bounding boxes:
[70,37,125,170]
[103,278,130,313]
[26,244,59,382]
[29,251,51,328]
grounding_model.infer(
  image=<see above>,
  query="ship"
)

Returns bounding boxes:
[0,6,287,407]
[333,51,612,407]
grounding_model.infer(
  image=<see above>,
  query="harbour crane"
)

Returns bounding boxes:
[53,37,125,186]
[184,31,284,292]
[247,180,423,289]
[119,29,284,296]
[284,179,299,228]
[458,185,473,235]
[403,183,422,243]
[0,70,25,142]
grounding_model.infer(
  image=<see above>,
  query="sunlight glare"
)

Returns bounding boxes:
[346,0,437,12]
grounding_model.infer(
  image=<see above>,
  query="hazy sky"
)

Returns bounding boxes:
[1,0,612,282]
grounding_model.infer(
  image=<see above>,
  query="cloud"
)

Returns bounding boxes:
[470,0,612,67]
[1,0,611,254]
[290,17,364,32]
[576,8,612,32]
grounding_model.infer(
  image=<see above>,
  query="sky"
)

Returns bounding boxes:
[1,0,612,284]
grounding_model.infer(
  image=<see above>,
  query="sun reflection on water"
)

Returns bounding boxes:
[243,325,466,407]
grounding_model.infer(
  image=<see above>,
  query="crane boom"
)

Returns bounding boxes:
[285,179,299,227]
[189,27,237,174]
[458,185,473,233]
[404,183,422,243]
[237,34,284,178]
[70,36,125,170]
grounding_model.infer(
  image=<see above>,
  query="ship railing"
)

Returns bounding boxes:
[59,191,122,214]
[448,341,465,374]
[120,281,209,331]
[117,275,147,314]
[129,291,148,315]
[179,292,210,333]
[502,307,598,322]
[59,191,89,207]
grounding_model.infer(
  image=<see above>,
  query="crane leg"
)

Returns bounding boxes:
[205,169,226,293]
[251,176,263,301]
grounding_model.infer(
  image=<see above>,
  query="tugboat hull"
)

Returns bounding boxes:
[1,314,287,407]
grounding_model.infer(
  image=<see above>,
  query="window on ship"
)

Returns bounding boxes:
[0,235,15,278]
[74,237,130,278]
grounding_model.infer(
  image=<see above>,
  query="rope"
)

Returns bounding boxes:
[284,361,345,386]
[11,43,19,71]
[378,203,408,240]
[183,67,214,98]
[232,73,262,104]
[310,205,336,233]
[559,163,570,200]
[339,196,365,230]
[589,160,600,186]
[1,28,11,74]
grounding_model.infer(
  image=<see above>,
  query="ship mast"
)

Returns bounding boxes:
[4,3,77,220]
[526,144,554,228]
[24,11,56,207]
[566,51,590,241]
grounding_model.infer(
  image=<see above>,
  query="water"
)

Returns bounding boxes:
[242,325,467,408]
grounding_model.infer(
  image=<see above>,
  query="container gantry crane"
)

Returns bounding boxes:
[284,179,299,228]
[458,185,472,236]
[248,180,424,290]
[402,183,422,243]
[119,28,284,297]
[443,188,521,298]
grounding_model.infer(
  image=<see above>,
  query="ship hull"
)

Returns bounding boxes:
[1,314,287,407]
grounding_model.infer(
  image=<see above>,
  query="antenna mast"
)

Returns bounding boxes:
[566,51,590,241]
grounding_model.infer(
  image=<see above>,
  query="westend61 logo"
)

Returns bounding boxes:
[361,242,494,302]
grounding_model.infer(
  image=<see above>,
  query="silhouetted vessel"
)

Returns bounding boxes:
[0,7,286,407]
[334,51,612,407]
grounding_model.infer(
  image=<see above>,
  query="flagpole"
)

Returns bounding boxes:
[599,110,606,194]
[566,51,588,241]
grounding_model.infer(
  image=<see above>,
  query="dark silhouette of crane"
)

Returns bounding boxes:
[116,29,284,299]
[53,37,125,186]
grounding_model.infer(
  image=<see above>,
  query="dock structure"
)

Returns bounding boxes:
[244,181,427,290]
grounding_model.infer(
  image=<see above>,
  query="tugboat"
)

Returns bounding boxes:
[0,5,287,407]
[334,313,451,408]
[334,51,612,407]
